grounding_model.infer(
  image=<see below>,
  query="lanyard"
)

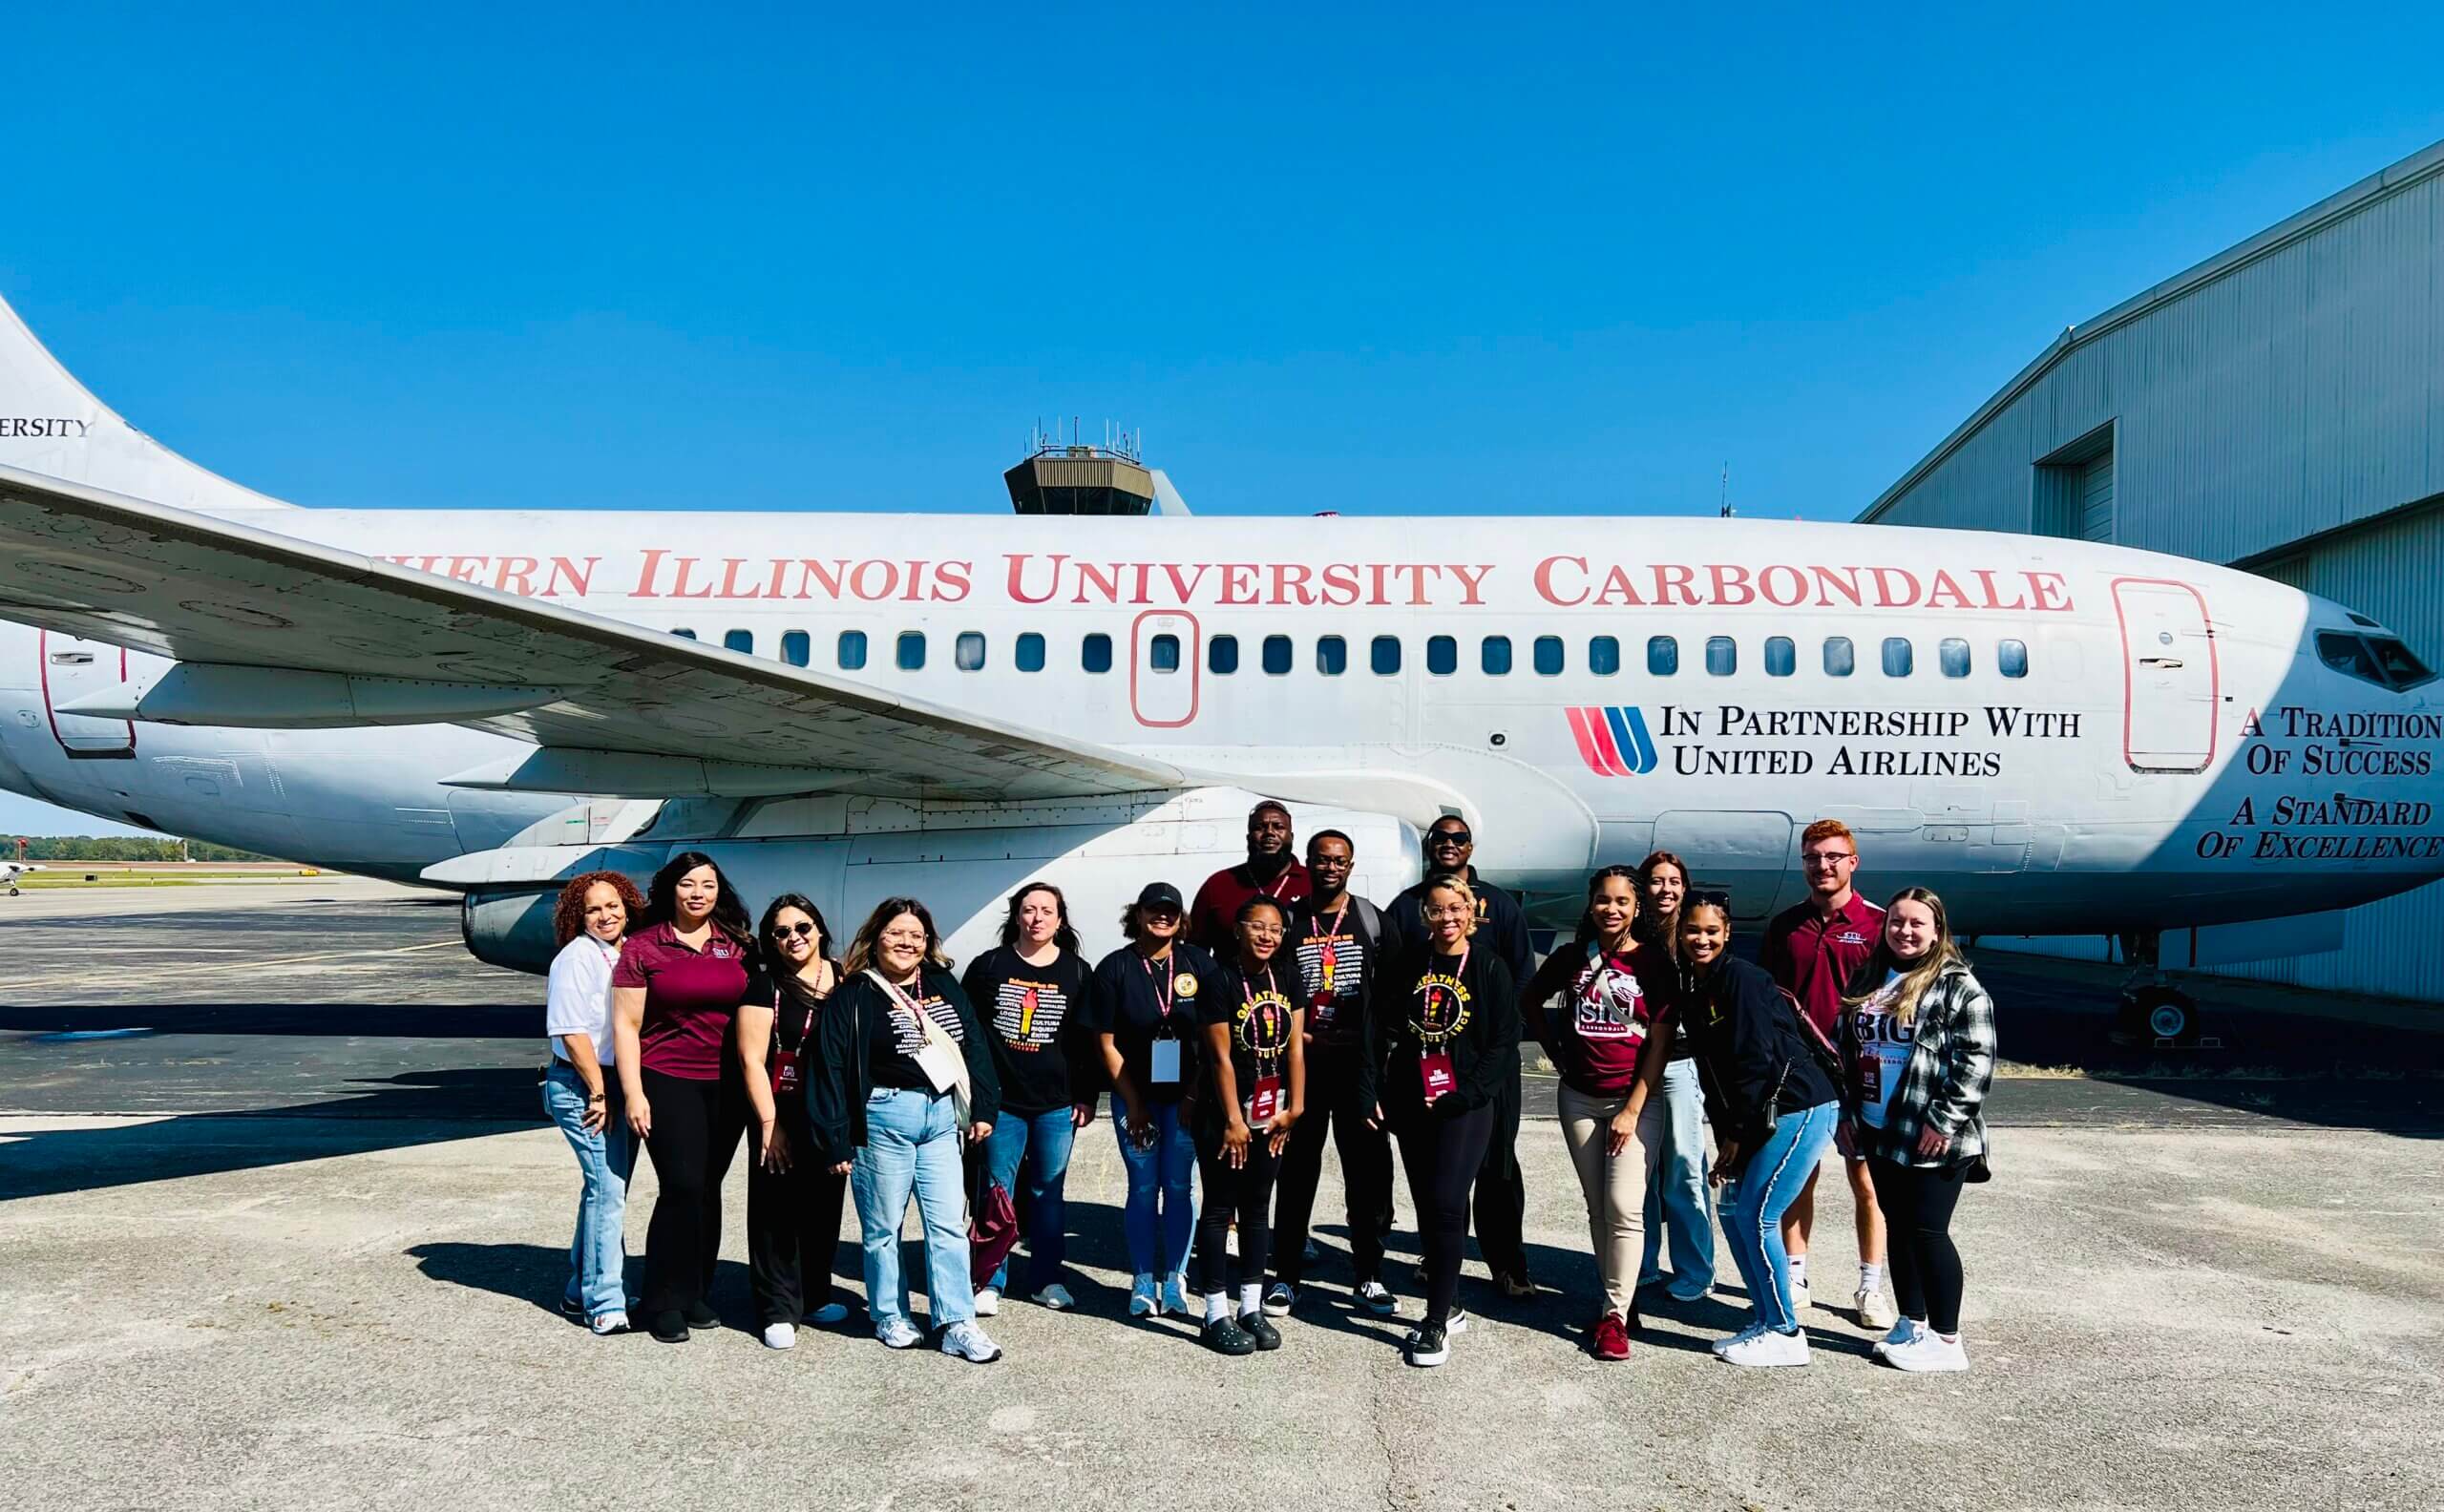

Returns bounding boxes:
[1421,944,1469,1019]
[1240,960,1280,1008]
[1139,949,1176,1026]
[1254,865,1296,901]
[1241,962,1286,1066]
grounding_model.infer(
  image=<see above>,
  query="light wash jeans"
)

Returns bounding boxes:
[981,1105,1076,1293]
[1638,1058,1717,1295]
[540,1061,636,1322]
[1721,1099,1839,1334]
[852,1087,976,1333]
[1113,1100,1197,1279]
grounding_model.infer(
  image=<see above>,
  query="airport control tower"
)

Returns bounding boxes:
[1003,423,1190,515]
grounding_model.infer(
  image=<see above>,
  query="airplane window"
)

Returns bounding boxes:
[1083,633,1113,674]
[897,631,926,670]
[1209,635,1239,675]
[1263,635,1293,675]
[1016,632,1045,673]
[723,629,754,654]
[1427,636,1457,675]
[1823,637,1854,677]
[1939,638,1970,678]
[1149,634,1180,673]
[957,631,987,671]
[1372,636,1401,675]
[1765,636,1795,677]
[672,627,698,640]
[1590,636,1620,676]
[2370,637,2435,689]
[1482,636,1512,675]
[1998,639,2028,679]
[780,630,811,667]
[1882,637,1913,677]
[837,630,867,669]
[1534,636,1564,676]
[1648,636,1677,676]
[1317,636,1348,676]
[2317,631,2383,683]
[1705,636,1737,676]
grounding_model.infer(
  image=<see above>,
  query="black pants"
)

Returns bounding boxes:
[1192,1123,1282,1300]
[1470,1048,1528,1283]
[1867,1156,1969,1334]
[747,1102,850,1327]
[638,1066,747,1318]
[1393,1099,1498,1328]
[1270,1040,1394,1286]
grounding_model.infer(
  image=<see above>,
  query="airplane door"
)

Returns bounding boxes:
[2114,579,2218,773]
[1129,610,1200,729]
[39,632,136,757]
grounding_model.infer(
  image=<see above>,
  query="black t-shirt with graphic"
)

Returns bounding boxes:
[1288,894,1377,1046]
[1200,957,1300,1115]
[864,976,966,1093]
[959,944,1095,1116]
[1087,942,1217,1106]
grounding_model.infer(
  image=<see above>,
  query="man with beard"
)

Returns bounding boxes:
[1190,800,1313,954]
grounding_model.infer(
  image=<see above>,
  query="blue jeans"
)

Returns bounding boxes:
[541,1062,636,1321]
[851,1088,976,1332]
[1113,1100,1196,1279]
[1721,1100,1839,1334]
[981,1105,1076,1293]
[1638,1059,1717,1294]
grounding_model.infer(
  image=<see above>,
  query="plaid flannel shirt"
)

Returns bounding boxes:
[1839,960,1995,1167]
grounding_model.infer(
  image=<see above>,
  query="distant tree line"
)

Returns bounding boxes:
[11,836,276,863]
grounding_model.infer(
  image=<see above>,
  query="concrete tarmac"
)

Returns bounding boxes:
[3,883,2442,1510]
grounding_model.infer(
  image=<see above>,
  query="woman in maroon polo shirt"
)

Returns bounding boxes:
[613,850,756,1344]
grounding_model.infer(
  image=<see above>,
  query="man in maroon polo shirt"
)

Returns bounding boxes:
[1759,817,1893,1331]
[1189,800,1312,953]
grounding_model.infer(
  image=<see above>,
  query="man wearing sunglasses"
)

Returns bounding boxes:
[1760,818,1892,1332]
[1383,816,1538,1300]
[1190,800,1313,955]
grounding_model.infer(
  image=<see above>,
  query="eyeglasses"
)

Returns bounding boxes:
[769,920,816,940]
[1801,850,1855,868]
[1428,830,1472,847]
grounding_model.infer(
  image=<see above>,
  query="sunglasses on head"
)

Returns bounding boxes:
[1429,829,1472,846]
[769,920,816,940]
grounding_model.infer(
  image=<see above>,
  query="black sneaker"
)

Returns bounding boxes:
[1240,1312,1283,1351]
[558,1297,585,1320]
[683,1302,719,1330]
[648,1311,690,1344]
[1203,1314,1258,1356]
[1403,1322,1450,1367]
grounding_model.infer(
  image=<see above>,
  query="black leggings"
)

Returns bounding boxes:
[1471,1051,1528,1281]
[747,1102,850,1327]
[1393,1100,1498,1328]
[638,1067,747,1318]
[1192,1124,1282,1300]
[1867,1156,1969,1334]
[1270,1041,1393,1286]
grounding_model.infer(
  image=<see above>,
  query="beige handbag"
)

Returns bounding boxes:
[866,969,973,1127]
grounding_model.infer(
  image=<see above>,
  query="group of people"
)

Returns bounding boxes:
[537,804,1996,1374]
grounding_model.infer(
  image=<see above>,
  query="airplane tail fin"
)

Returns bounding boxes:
[0,290,293,511]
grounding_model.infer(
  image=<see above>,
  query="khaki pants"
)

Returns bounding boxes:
[1557,1081,1669,1318]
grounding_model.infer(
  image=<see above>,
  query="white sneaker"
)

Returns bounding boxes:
[875,1318,923,1350]
[1161,1274,1190,1316]
[973,1287,1001,1317]
[1128,1273,1159,1317]
[1445,1306,1469,1336]
[761,1322,796,1351]
[1263,1282,1296,1316]
[1711,1321,1769,1357]
[806,1302,850,1326]
[940,1320,1002,1363]
[1871,1316,1926,1358]
[1357,1280,1397,1316]
[1032,1283,1075,1311]
[1885,1331,1969,1373]
[589,1311,631,1336]
[1855,1286,1897,1332]
[1719,1328,1811,1368]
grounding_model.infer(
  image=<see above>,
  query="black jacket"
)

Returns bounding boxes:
[1357,942,1520,1120]
[805,965,1001,1165]
[1676,956,1838,1146]
[1381,867,1535,989]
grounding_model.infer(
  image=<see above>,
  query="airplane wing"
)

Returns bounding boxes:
[0,464,1185,801]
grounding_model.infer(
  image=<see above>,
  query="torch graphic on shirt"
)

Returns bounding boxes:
[1018,986,1040,1040]
[1318,940,1338,1001]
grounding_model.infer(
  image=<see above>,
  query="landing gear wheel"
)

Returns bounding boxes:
[2121,985,2199,1046]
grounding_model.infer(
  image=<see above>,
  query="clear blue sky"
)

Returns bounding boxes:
[3,2,2440,835]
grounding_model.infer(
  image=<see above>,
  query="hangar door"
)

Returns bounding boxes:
[2115,578,2217,773]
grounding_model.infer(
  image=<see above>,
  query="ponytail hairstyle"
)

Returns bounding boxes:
[998,881,1082,956]
[1570,865,1643,947]
[1843,886,1964,1029]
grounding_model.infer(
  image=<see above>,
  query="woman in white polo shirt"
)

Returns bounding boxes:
[541,870,647,1336]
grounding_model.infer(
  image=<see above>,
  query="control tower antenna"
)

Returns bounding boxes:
[1719,463,1735,519]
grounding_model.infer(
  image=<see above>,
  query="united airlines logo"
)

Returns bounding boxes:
[1567,706,1659,777]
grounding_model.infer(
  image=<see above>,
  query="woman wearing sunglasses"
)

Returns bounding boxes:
[1674,891,1842,1368]
[736,893,852,1349]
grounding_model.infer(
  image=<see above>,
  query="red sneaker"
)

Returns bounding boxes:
[1592,1311,1632,1361]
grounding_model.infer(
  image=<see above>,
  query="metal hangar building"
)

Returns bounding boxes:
[1856,137,2444,1001]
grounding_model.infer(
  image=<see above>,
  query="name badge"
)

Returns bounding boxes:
[771,1049,802,1098]
[1420,1051,1456,1104]
[1310,991,1337,1030]
[1248,1074,1282,1124]
[1150,1040,1183,1084]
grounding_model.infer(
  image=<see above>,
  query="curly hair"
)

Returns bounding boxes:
[552,870,647,950]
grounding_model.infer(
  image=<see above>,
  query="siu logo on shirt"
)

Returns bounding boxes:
[1567,705,1658,777]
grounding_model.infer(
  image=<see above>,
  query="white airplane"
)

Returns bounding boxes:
[0,292,2436,1038]
[1,859,39,894]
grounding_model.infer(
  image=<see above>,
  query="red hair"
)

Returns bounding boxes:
[1800,818,1857,853]
[552,871,647,950]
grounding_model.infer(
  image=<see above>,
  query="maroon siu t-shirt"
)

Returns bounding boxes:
[1551,943,1674,1097]
[614,920,752,1081]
